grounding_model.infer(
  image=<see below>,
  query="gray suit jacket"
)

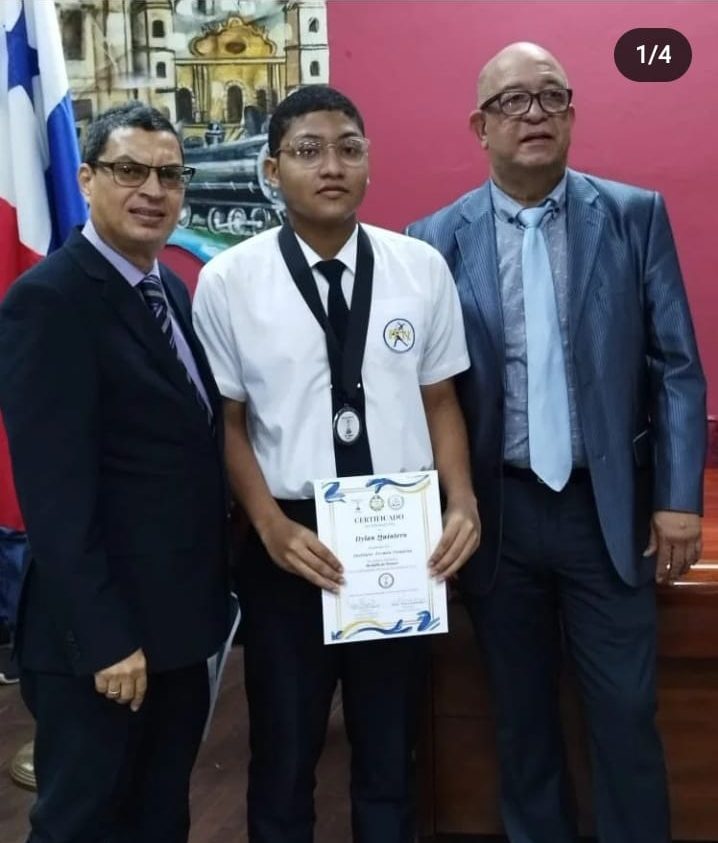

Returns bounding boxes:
[408,169,706,593]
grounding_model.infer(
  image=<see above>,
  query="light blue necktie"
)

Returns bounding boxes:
[517,204,572,491]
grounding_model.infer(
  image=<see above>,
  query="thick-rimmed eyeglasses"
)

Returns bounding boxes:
[94,160,195,189]
[480,88,573,117]
[274,137,370,168]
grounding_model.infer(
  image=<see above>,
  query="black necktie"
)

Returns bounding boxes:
[315,259,349,345]
[138,274,213,428]
[313,259,373,477]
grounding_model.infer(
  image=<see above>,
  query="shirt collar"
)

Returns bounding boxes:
[295,225,359,276]
[490,172,567,224]
[82,219,161,287]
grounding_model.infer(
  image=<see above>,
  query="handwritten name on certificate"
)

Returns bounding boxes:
[313,471,448,645]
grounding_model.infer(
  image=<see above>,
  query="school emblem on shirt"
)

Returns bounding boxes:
[383,318,415,352]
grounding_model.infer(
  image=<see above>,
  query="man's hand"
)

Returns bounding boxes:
[259,512,344,592]
[429,497,481,581]
[94,648,147,712]
[644,510,702,584]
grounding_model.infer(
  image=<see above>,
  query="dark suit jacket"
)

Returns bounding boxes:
[0,229,230,675]
[408,169,706,593]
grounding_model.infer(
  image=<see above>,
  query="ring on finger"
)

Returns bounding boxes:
[107,689,121,698]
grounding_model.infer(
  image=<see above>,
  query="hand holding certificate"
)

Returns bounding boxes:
[314,471,448,645]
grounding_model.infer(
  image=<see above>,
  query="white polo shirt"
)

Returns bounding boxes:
[192,223,470,499]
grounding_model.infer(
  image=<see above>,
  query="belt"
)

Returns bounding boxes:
[502,464,590,484]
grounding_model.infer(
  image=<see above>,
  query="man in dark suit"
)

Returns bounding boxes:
[0,102,229,843]
[408,42,706,843]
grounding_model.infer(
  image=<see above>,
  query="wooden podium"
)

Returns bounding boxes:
[418,470,718,841]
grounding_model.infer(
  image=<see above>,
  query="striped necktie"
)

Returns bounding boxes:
[139,273,175,348]
[138,274,213,427]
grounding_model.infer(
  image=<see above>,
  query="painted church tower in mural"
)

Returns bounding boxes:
[285,1,329,89]
[129,0,176,120]
[54,0,329,145]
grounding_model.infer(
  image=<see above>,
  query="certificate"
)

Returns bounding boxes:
[313,471,448,645]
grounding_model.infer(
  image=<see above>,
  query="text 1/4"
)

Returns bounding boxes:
[636,44,671,65]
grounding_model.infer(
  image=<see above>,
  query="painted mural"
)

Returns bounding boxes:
[54,0,329,257]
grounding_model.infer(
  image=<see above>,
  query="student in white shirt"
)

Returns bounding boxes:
[193,85,480,843]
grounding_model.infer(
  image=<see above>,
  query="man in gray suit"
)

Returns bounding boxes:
[408,42,706,843]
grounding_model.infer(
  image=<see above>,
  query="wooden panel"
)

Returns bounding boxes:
[702,466,718,558]
[655,469,717,659]
[420,469,718,841]
[425,616,718,840]
[432,716,501,835]
[659,663,718,839]
[657,564,718,658]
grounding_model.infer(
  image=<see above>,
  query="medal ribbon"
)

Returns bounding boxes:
[278,223,374,477]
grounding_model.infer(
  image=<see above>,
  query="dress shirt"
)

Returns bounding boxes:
[490,176,586,467]
[193,224,470,498]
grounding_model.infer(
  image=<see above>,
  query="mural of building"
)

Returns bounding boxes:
[53,1,330,247]
[175,14,282,140]
[54,0,329,144]
[285,1,330,89]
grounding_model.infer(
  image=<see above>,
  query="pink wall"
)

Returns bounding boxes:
[327,1,718,414]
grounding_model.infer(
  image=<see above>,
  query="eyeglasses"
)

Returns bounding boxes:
[479,87,573,117]
[275,137,370,168]
[94,160,195,189]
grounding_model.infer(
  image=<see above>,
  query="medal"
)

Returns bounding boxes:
[333,405,362,445]
[279,223,374,471]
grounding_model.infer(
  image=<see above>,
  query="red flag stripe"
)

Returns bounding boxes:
[0,197,42,297]
[0,197,41,528]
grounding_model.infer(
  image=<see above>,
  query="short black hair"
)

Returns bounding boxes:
[83,102,182,165]
[268,85,365,155]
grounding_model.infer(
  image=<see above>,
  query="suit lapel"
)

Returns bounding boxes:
[566,170,605,342]
[455,184,504,365]
[65,231,202,406]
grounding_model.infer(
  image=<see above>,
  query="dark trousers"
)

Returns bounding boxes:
[241,501,429,843]
[464,474,669,843]
[21,661,209,843]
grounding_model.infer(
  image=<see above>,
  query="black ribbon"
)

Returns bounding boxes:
[278,223,374,477]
